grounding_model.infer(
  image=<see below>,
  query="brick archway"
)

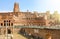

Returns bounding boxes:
[46,33,51,39]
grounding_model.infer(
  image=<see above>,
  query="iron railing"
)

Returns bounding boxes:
[0,25,60,29]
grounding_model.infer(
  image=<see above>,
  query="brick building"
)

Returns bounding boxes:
[0,2,60,39]
[0,2,49,34]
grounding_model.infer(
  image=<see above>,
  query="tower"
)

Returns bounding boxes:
[13,2,20,12]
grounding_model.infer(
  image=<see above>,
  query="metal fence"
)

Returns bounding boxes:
[0,25,60,29]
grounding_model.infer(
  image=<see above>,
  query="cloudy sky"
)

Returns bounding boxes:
[0,0,60,13]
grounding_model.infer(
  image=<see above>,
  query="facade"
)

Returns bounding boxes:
[0,2,49,34]
[0,2,60,39]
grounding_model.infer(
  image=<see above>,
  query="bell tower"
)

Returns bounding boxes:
[13,2,20,12]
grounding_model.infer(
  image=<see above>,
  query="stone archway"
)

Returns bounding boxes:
[7,29,11,34]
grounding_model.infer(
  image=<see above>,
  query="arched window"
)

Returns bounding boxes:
[1,23,3,26]
[4,20,6,23]
[9,20,10,22]
[9,23,10,26]
[4,20,13,26]
[7,20,8,22]
[11,23,13,26]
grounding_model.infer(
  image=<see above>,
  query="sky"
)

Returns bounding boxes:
[0,0,60,13]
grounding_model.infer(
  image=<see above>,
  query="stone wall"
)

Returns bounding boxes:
[17,28,60,39]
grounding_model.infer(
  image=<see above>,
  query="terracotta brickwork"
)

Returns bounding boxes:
[20,28,60,39]
[0,2,60,39]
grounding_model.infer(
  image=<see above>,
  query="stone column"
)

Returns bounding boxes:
[1,28,4,35]
[0,28,1,35]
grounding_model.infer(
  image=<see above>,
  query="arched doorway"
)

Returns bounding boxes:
[19,28,25,33]
[7,29,11,34]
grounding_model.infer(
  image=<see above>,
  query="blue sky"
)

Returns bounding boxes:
[0,0,60,13]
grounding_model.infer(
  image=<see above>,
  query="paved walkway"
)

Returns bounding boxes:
[13,33,27,39]
[0,33,27,39]
[0,35,5,39]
